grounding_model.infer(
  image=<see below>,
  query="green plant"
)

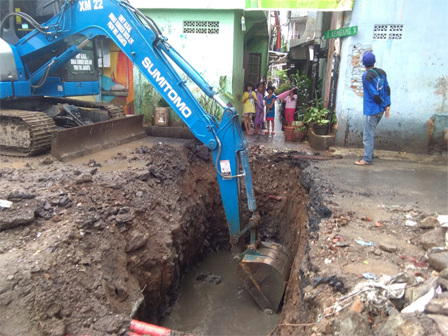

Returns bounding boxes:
[141,81,161,124]
[274,69,288,80]
[274,69,291,95]
[197,75,234,121]
[281,42,288,53]
[303,95,332,125]
[294,125,306,132]
[293,72,311,103]
[157,97,170,107]
[275,70,311,98]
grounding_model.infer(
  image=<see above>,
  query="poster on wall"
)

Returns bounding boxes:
[245,0,354,11]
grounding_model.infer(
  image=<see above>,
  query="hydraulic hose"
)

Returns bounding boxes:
[0,12,49,37]
[30,60,55,89]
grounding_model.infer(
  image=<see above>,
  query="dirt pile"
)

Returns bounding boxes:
[0,142,228,336]
[0,142,310,336]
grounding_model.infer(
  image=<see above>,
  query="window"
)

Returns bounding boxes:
[247,53,262,85]
[373,24,403,40]
[183,21,220,34]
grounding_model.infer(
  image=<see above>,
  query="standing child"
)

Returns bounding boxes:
[264,86,277,135]
[254,83,265,134]
[283,88,298,126]
[242,82,257,135]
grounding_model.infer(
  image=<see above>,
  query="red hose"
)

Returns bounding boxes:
[130,319,190,336]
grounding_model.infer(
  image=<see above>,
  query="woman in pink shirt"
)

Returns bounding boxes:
[283,89,298,126]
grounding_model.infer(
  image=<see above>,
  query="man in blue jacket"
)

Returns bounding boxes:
[355,51,391,166]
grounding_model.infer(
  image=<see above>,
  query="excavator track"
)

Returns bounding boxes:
[0,98,134,158]
[0,109,56,156]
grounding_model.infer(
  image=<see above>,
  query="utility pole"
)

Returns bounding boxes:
[310,12,323,99]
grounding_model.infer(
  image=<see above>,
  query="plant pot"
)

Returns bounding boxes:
[154,107,170,126]
[293,131,307,142]
[283,126,295,141]
[313,123,329,136]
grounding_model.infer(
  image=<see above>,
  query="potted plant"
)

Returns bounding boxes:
[197,76,234,122]
[303,96,334,136]
[292,125,307,142]
[154,97,170,126]
[283,124,295,141]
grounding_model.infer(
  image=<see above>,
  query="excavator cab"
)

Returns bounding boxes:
[0,0,146,160]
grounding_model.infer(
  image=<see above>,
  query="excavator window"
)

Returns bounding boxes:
[0,0,60,39]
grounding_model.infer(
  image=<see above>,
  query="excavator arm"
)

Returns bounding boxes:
[6,0,292,312]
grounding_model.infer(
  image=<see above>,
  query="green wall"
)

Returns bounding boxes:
[134,9,237,119]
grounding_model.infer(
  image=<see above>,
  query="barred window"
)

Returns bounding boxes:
[373,24,403,40]
[183,21,220,34]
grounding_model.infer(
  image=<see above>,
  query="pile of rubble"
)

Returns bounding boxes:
[307,213,448,335]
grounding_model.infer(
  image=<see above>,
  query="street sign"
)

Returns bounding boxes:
[324,26,358,39]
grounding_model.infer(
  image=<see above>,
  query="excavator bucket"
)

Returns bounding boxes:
[237,242,293,312]
[51,114,146,161]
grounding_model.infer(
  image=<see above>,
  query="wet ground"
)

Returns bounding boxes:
[162,251,279,335]
[1,107,447,336]
[317,149,448,214]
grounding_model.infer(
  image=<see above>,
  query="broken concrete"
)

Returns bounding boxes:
[420,228,446,250]
[75,173,92,184]
[419,216,439,229]
[428,251,448,271]
[425,298,448,315]
[0,201,37,230]
[334,310,371,336]
[379,313,440,336]
[427,314,448,335]
[439,268,448,279]
[379,242,398,253]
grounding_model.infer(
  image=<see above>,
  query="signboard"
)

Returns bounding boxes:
[324,26,358,39]
[245,0,355,11]
[220,160,231,177]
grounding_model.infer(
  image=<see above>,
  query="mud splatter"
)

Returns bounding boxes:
[434,75,447,99]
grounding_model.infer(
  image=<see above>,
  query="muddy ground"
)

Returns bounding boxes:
[0,138,447,336]
[275,151,448,336]
[0,139,308,336]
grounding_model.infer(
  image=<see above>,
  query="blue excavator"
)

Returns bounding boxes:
[0,0,292,312]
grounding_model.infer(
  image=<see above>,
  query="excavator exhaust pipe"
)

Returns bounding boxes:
[51,114,146,161]
[237,242,293,313]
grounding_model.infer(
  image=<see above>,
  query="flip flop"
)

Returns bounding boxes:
[264,131,269,134]
[271,132,275,135]
[354,160,372,166]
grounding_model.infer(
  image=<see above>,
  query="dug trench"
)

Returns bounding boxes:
[0,141,327,336]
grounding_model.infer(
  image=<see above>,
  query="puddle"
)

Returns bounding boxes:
[161,251,280,335]
[0,161,28,169]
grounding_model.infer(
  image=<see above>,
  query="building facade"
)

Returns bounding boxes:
[334,0,448,153]
[131,1,270,121]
